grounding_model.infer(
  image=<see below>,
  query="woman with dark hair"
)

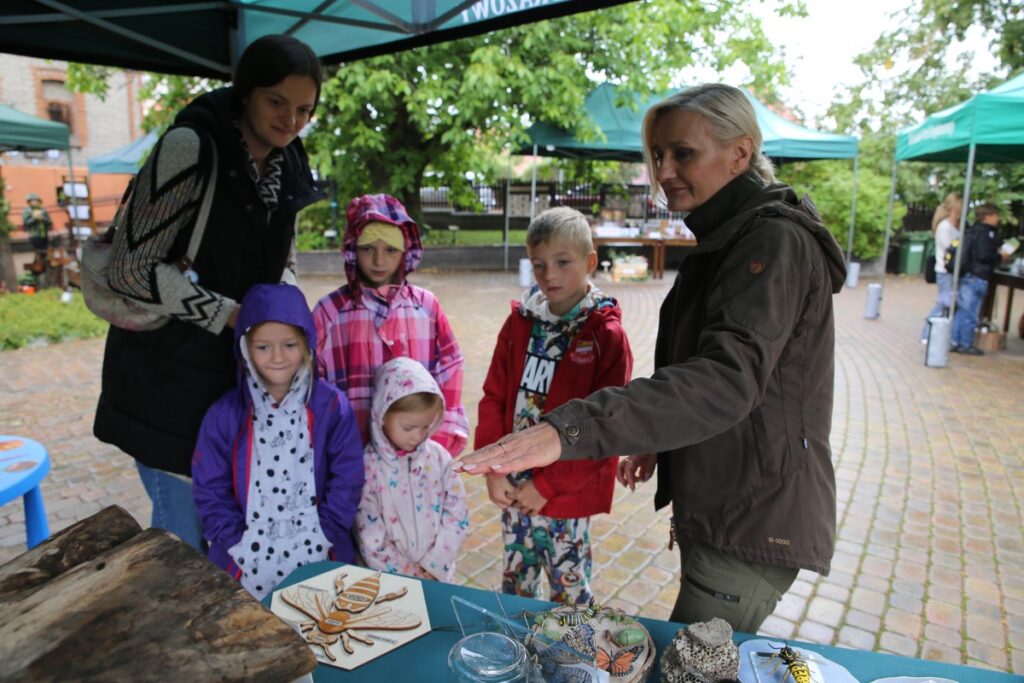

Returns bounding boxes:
[93,35,324,549]
[457,84,846,634]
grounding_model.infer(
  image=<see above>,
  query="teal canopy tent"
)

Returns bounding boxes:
[0,104,70,152]
[879,71,1024,321]
[87,131,158,175]
[524,84,860,258]
[0,1,633,78]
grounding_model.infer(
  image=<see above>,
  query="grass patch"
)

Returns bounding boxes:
[421,229,527,247]
[0,289,108,350]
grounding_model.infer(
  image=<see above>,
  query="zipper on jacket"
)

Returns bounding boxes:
[408,458,420,556]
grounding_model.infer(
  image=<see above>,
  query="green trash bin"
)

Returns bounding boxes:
[899,231,931,274]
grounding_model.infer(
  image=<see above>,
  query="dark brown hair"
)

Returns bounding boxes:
[231,35,322,115]
[975,203,1000,221]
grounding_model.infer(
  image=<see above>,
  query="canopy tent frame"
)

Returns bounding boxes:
[0,104,77,290]
[522,85,860,257]
[879,71,1024,323]
[0,0,635,78]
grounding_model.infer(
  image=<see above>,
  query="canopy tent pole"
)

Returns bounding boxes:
[947,142,977,325]
[65,146,79,254]
[529,144,538,224]
[879,157,899,298]
[503,153,512,271]
[846,153,859,264]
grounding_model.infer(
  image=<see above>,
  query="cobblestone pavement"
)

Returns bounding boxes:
[1,270,1022,673]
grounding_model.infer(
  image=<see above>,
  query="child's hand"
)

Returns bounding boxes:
[486,474,517,509]
[511,480,547,516]
[416,565,438,581]
[617,454,657,491]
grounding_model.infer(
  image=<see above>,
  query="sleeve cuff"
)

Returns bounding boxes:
[542,401,597,461]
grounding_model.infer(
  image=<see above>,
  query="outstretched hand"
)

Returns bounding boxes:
[616,453,657,491]
[453,422,562,475]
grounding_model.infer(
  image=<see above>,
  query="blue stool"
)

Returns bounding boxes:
[0,435,51,548]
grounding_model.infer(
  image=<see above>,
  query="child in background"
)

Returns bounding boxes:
[313,194,468,457]
[356,357,468,582]
[476,206,634,604]
[193,284,364,599]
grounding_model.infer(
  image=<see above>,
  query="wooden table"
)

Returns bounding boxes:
[593,236,697,280]
[981,269,1024,337]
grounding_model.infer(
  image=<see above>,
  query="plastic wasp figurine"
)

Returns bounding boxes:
[280,571,421,661]
[756,642,814,683]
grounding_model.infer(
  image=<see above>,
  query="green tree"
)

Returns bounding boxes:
[307,0,798,224]
[827,0,1023,224]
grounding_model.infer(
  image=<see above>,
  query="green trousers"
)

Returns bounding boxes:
[670,542,798,634]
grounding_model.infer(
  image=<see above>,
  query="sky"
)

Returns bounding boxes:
[732,0,1001,127]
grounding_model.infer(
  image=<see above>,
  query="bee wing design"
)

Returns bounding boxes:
[280,585,335,621]
[341,605,422,631]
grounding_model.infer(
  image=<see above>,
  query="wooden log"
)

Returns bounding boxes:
[0,527,317,683]
[0,505,141,601]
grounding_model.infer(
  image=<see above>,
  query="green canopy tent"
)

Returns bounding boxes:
[0,0,632,78]
[0,104,77,290]
[87,131,158,175]
[879,71,1024,321]
[523,84,860,258]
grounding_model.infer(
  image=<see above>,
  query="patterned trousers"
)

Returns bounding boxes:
[500,508,593,604]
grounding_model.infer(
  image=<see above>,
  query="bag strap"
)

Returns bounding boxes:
[177,141,219,272]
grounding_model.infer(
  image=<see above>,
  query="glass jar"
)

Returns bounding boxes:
[448,632,529,683]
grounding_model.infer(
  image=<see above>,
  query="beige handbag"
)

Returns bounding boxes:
[80,143,218,332]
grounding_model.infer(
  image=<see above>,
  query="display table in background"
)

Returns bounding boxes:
[593,236,697,280]
[271,562,1021,682]
[0,435,51,548]
[981,269,1024,337]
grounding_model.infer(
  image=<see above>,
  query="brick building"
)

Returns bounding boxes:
[0,54,143,235]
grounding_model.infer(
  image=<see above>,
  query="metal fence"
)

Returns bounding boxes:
[420,181,685,221]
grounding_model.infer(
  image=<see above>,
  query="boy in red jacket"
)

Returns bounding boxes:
[476,207,633,604]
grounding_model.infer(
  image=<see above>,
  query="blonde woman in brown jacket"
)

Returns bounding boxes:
[457,84,846,634]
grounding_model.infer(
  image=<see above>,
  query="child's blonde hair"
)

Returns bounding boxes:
[386,391,443,418]
[526,207,594,258]
[931,192,963,233]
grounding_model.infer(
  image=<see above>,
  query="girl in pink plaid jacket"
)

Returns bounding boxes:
[312,194,468,456]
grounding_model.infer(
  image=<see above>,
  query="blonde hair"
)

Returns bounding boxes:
[526,206,594,257]
[931,192,963,233]
[642,84,776,207]
[386,391,443,417]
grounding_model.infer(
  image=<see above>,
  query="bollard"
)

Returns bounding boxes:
[925,317,951,368]
[845,262,861,289]
[518,258,533,288]
[864,283,882,319]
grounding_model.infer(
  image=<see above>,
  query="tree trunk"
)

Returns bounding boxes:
[0,234,17,292]
[0,507,317,683]
[0,505,140,600]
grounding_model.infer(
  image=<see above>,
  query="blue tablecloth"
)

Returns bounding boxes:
[270,562,1023,682]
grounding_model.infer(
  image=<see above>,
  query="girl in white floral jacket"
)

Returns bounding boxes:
[356,357,468,582]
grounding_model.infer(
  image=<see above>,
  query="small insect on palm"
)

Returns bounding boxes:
[280,571,421,660]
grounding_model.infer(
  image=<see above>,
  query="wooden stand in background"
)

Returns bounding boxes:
[0,505,316,683]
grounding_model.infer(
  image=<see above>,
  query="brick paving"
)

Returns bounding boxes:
[1,270,1023,674]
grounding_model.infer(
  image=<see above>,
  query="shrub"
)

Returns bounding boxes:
[0,289,108,350]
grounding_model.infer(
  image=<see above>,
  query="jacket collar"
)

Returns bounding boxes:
[684,171,768,253]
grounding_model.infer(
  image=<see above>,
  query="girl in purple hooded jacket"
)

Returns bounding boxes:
[193,284,364,599]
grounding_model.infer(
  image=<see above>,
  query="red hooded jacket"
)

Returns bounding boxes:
[476,298,632,518]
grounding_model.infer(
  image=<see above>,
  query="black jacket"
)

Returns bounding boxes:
[960,221,1001,281]
[546,172,846,575]
[94,88,323,476]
